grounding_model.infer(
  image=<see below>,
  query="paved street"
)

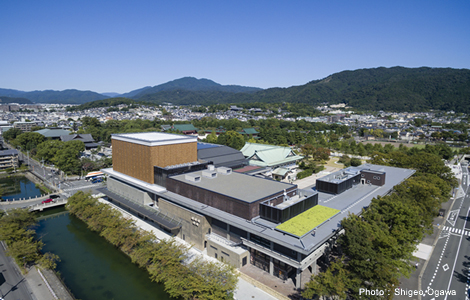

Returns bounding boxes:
[0,242,34,300]
[421,163,470,300]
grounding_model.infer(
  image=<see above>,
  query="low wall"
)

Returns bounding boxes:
[237,271,289,300]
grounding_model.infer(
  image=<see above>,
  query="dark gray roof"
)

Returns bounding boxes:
[60,134,95,143]
[0,149,18,157]
[170,170,295,203]
[161,164,415,255]
[197,144,247,168]
[84,142,99,149]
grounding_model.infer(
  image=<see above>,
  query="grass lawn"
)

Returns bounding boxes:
[324,156,342,168]
[276,205,340,237]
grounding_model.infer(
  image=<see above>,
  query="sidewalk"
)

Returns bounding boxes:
[23,266,74,300]
[394,185,461,300]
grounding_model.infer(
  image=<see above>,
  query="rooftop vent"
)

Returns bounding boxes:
[185,173,201,182]
[217,167,232,175]
[202,170,217,179]
[207,165,215,171]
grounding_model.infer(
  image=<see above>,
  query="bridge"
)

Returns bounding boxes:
[29,199,68,211]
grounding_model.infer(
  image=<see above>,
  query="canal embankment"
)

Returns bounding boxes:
[23,266,74,300]
[95,195,280,300]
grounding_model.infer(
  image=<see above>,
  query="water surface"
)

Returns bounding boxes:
[0,176,43,200]
[36,208,172,300]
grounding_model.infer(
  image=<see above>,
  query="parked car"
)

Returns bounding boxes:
[92,178,103,184]
[42,198,53,204]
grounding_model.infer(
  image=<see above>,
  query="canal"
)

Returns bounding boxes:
[0,175,43,201]
[36,207,172,300]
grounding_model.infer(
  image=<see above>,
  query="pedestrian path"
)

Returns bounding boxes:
[62,184,102,192]
[441,226,470,236]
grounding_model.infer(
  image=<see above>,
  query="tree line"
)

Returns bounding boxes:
[66,192,238,300]
[302,149,458,299]
[0,208,60,271]
[2,128,111,175]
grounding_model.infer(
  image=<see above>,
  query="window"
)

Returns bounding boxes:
[215,253,218,259]
[242,257,247,266]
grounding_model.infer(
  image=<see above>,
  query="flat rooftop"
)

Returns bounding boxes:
[105,163,415,256]
[276,205,340,237]
[170,170,296,203]
[112,132,196,146]
[316,166,361,184]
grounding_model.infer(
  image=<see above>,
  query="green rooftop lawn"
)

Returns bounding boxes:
[276,205,340,237]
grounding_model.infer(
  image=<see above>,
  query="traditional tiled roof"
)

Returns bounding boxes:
[60,133,95,143]
[240,143,303,167]
[241,128,259,135]
[172,124,198,132]
[34,128,71,138]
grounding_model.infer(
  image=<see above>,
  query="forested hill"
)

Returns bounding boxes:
[0,96,32,104]
[24,89,108,104]
[123,77,262,99]
[0,88,107,104]
[133,67,470,113]
[246,67,470,113]
[1,67,469,111]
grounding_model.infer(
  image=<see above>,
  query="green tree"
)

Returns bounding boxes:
[2,128,23,141]
[350,157,362,166]
[36,140,63,163]
[15,132,45,151]
[303,258,351,300]
[217,131,245,150]
[205,131,218,144]
[38,252,61,270]
[52,140,85,174]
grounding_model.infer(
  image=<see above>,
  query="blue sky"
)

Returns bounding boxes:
[1,0,469,93]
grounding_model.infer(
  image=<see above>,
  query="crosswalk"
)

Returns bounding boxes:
[442,226,470,236]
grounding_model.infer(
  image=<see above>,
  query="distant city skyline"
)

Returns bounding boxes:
[1,0,469,93]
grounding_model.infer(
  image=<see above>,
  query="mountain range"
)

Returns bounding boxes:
[1,67,470,113]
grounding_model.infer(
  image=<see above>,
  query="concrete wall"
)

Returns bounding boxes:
[107,177,153,205]
[158,198,209,250]
[112,139,197,184]
[206,240,249,269]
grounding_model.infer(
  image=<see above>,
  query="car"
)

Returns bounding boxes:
[49,194,60,199]
[42,198,53,204]
[92,178,103,184]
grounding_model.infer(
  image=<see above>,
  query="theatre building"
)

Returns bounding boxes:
[100,132,414,288]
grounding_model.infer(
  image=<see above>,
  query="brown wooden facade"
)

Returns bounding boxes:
[360,169,386,186]
[166,177,297,219]
[112,139,197,184]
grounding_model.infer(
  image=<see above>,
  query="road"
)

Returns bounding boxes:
[421,162,470,300]
[1,140,104,206]
[0,242,34,300]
